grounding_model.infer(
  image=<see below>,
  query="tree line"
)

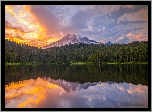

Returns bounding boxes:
[5,39,148,64]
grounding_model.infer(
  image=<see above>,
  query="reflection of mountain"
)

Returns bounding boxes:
[5,77,148,108]
[47,78,101,92]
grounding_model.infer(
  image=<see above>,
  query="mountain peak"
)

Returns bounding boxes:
[42,34,100,49]
[105,41,113,45]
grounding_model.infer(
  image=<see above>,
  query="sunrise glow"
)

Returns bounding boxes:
[5,5,148,47]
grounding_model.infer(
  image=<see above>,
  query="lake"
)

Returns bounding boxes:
[5,64,148,108]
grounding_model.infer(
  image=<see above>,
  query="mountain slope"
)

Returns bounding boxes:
[42,34,100,49]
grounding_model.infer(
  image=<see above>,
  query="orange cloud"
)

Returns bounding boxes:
[6,5,63,47]
[126,33,132,37]
[23,5,62,37]
[5,27,26,36]
[135,35,140,39]
[126,32,146,42]
[23,5,31,13]
[5,35,24,44]
[5,5,16,17]
[5,19,53,47]
[46,38,59,44]
[5,20,30,34]
[5,77,64,108]
[19,11,27,18]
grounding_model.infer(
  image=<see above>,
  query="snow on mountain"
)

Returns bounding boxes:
[42,34,100,49]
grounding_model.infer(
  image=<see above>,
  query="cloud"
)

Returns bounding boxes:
[67,10,94,31]
[102,27,106,30]
[5,20,30,35]
[97,28,100,32]
[126,32,146,42]
[104,22,148,43]
[99,38,107,43]
[81,5,96,12]
[23,5,62,36]
[101,5,122,14]
[115,36,126,43]
[109,21,147,33]
[5,20,12,28]
[5,5,16,17]
[5,32,11,36]
[5,34,25,44]
[88,26,92,31]
[122,5,136,9]
[5,19,50,47]
[80,5,119,19]
[118,8,148,22]
[19,10,27,18]
[90,16,116,28]
[5,5,148,46]
[90,5,136,17]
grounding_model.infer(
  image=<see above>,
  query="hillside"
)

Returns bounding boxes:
[5,39,148,64]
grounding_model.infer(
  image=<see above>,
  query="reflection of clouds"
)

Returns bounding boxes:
[5,78,148,108]
[126,83,147,95]
[102,96,106,100]
[85,82,148,108]
[88,97,92,101]
[5,77,65,108]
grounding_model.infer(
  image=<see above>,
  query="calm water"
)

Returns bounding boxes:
[5,64,148,108]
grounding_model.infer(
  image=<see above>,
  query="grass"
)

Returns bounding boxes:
[106,62,148,64]
[70,62,87,65]
[5,61,148,66]
[106,62,118,64]
[5,62,42,66]
[5,62,20,66]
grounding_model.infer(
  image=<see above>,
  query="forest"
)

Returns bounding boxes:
[5,39,148,64]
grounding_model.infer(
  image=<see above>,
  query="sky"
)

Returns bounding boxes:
[5,5,148,48]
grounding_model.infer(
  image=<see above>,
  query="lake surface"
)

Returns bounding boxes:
[5,64,148,108]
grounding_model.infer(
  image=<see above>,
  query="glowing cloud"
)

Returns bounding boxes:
[5,5,16,17]
[5,5,62,48]
[5,5,148,46]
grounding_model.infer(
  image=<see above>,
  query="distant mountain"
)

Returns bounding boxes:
[42,34,100,49]
[105,41,113,45]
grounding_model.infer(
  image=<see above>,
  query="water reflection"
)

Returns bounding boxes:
[5,64,148,86]
[5,77,148,108]
[5,77,64,108]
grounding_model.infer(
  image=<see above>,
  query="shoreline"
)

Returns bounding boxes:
[5,62,148,66]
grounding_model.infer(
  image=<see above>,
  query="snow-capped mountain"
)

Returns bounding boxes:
[42,34,100,49]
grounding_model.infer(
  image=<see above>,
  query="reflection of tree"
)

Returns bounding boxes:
[5,64,148,86]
